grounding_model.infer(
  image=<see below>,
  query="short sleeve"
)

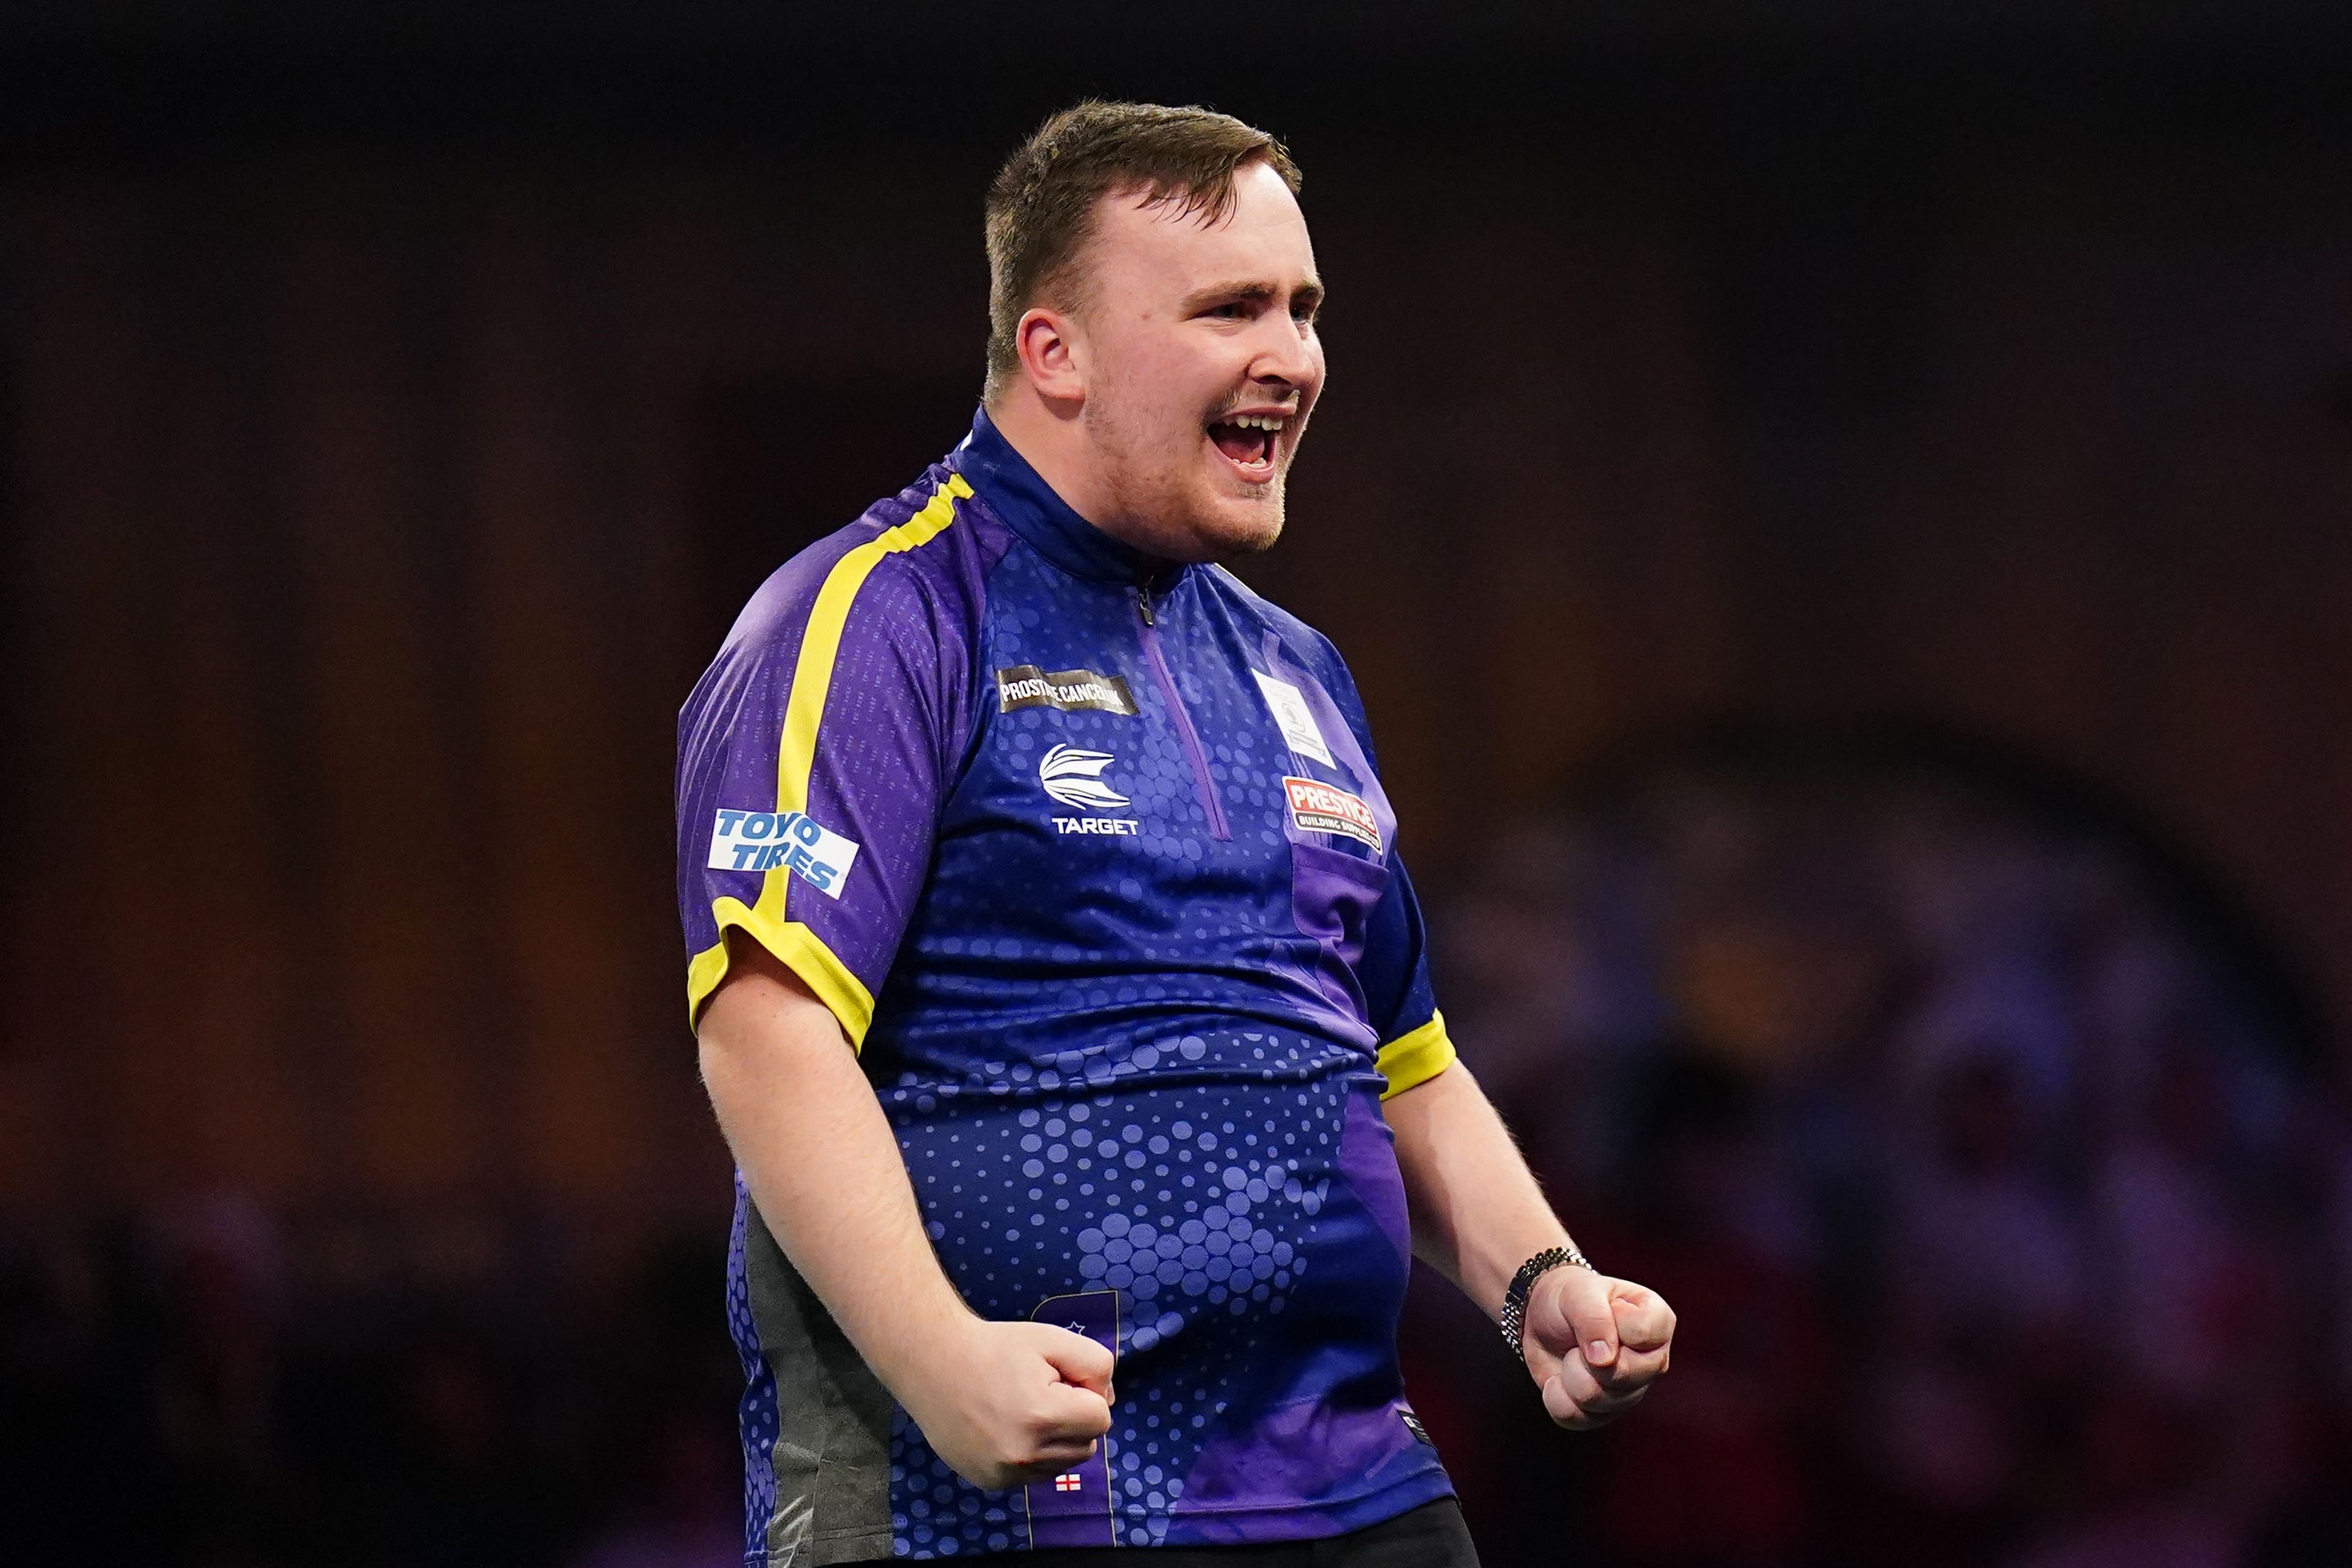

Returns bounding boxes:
[1358,852,1457,1099]
[677,475,977,1048]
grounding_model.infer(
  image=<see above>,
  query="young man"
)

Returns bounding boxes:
[680,102,1673,1567]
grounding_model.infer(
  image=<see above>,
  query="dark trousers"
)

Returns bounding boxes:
[965,1498,1482,1567]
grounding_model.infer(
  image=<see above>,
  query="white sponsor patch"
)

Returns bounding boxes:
[1038,743,1129,811]
[707,808,861,898]
[1254,672,1333,766]
[1284,775,1382,853]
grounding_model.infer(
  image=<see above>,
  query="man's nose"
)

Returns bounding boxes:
[1248,316,1319,388]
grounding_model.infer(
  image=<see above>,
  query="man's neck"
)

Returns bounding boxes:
[984,390,1130,551]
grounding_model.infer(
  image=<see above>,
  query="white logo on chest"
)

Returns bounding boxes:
[1253,671,1334,767]
[1039,743,1130,810]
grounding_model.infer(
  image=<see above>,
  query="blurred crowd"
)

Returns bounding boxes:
[0,1203,742,1567]
[1412,756,2352,1568]
[10,752,2352,1567]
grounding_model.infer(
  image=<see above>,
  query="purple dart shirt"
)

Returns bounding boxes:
[677,410,1461,1563]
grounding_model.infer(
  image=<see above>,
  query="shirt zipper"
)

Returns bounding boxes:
[1134,581,1231,841]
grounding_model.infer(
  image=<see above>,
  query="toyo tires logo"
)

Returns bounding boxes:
[707,808,860,897]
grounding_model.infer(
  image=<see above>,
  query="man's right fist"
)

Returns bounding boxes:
[897,1318,1117,1491]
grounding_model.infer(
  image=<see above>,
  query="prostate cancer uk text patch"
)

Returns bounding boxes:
[997,665,1139,716]
[1283,776,1382,854]
[707,809,861,898]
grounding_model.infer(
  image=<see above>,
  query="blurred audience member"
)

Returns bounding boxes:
[152,1192,294,1564]
[567,1409,739,1568]
[2006,1384,2243,1568]
[1890,1053,2088,1349]
[1582,1053,1830,1567]
[2095,1043,2269,1405]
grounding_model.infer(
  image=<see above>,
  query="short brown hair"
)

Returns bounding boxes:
[983,101,1302,397]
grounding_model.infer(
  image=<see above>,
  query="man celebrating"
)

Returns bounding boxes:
[680,102,1673,1566]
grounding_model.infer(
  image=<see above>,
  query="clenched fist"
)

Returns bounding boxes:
[896,1318,1117,1491]
[1521,1264,1675,1429]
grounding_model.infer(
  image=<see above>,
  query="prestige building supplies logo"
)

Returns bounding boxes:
[996,665,1139,716]
[1283,776,1382,853]
[707,809,861,897]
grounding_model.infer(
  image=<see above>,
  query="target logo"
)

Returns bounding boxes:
[1039,744,1129,811]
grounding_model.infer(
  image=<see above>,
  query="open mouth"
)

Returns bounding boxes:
[1205,412,1287,480]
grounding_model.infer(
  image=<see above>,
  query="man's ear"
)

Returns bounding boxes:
[1014,305,1085,404]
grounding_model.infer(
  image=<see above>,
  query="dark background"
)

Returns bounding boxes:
[8,5,2352,1565]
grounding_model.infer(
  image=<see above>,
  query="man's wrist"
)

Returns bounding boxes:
[856,1294,983,1396]
[1499,1244,1593,1362]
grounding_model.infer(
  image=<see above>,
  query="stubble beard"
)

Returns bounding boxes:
[1085,397,1288,565]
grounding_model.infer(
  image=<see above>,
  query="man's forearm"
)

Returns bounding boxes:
[697,937,973,1391]
[1385,1063,1574,1319]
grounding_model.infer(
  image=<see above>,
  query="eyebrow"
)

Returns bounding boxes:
[1185,278,1326,312]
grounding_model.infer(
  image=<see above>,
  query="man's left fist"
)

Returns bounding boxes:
[1521,1263,1675,1429]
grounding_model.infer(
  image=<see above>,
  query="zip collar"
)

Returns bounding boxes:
[952,407,1188,593]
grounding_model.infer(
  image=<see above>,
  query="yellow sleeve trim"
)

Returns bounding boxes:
[685,473,970,1049]
[1375,1011,1457,1100]
[687,894,877,1047]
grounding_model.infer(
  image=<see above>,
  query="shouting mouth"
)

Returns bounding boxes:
[1205,410,1290,483]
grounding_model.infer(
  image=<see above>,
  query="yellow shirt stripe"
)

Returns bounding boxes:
[1375,1011,1458,1100]
[686,475,972,1047]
